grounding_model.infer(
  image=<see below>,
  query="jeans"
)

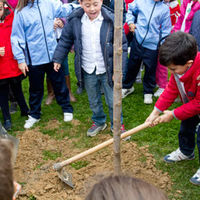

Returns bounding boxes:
[28,62,73,119]
[83,70,122,127]
[179,115,200,162]
[123,36,158,94]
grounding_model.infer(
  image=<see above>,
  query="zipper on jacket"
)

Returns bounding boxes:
[37,0,51,62]
[140,2,157,46]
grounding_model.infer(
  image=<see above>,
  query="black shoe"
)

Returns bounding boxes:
[4,120,12,131]
[10,102,18,114]
[76,86,83,95]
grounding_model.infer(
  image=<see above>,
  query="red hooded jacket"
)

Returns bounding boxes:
[0,8,22,80]
[155,52,200,121]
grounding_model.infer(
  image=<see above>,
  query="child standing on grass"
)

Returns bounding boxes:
[0,0,29,130]
[53,0,128,137]
[11,0,76,129]
[146,32,200,185]
[122,0,171,104]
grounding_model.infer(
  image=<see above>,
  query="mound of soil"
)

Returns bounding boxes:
[14,119,171,200]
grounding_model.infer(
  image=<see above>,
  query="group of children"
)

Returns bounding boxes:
[0,0,200,189]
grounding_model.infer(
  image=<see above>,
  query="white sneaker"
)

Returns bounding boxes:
[154,88,164,97]
[144,94,153,104]
[24,115,40,129]
[164,148,195,163]
[190,168,200,185]
[122,87,134,99]
[64,113,73,122]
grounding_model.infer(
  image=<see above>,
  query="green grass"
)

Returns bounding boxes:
[2,52,200,199]
[70,160,90,170]
[42,150,62,161]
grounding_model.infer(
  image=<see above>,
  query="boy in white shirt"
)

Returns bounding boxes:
[53,0,128,137]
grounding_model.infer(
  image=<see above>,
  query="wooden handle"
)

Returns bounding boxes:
[58,122,150,168]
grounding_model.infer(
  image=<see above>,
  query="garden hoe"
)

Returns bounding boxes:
[53,122,151,188]
[0,122,19,164]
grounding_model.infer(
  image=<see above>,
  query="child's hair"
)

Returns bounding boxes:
[16,0,34,11]
[0,139,14,200]
[159,31,197,66]
[0,0,13,20]
[85,175,168,200]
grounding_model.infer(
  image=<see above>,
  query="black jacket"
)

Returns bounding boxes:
[53,6,128,87]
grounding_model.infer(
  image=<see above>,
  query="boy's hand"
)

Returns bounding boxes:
[145,109,160,127]
[54,63,61,72]
[153,110,174,125]
[54,18,64,29]
[18,63,29,76]
[129,23,136,33]
[0,47,5,56]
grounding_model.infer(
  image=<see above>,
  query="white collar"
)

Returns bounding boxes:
[82,11,103,22]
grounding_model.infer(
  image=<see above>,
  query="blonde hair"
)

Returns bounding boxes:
[86,175,168,200]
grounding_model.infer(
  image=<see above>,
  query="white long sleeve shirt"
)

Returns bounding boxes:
[81,12,106,74]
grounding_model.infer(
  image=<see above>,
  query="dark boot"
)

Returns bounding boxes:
[65,75,77,102]
[45,78,55,105]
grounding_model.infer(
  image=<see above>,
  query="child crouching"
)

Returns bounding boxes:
[146,31,200,185]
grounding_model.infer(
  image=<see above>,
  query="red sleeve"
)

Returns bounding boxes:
[155,75,179,112]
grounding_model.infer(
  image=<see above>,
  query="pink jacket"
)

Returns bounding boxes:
[155,53,200,121]
[173,0,200,33]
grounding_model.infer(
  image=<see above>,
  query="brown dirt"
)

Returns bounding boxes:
[14,119,172,200]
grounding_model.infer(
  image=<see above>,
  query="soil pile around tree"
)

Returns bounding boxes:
[14,119,171,200]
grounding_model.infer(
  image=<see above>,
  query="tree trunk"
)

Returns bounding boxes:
[113,0,123,175]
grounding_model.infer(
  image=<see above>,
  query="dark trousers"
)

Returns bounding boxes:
[28,62,73,119]
[123,36,158,94]
[0,79,29,122]
[179,115,200,162]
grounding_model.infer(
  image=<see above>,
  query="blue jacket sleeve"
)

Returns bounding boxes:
[11,10,26,64]
[160,8,172,40]
[126,0,138,25]
[53,21,74,64]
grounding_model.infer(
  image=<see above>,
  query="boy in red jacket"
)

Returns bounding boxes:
[146,32,200,185]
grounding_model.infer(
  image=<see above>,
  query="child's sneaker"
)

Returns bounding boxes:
[24,115,40,129]
[121,124,131,141]
[87,122,107,137]
[111,124,131,141]
[154,88,164,97]
[64,112,73,122]
[122,87,134,99]
[190,168,200,185]
[144,94,153,104]
[163,148,195,163]
[4,120,12,131]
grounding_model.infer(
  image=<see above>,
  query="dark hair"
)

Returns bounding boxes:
[159,31,197,66]
[0,0,13,20]
[86,175,168,200]
[0,139,14,200]
[16,0,34,11]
